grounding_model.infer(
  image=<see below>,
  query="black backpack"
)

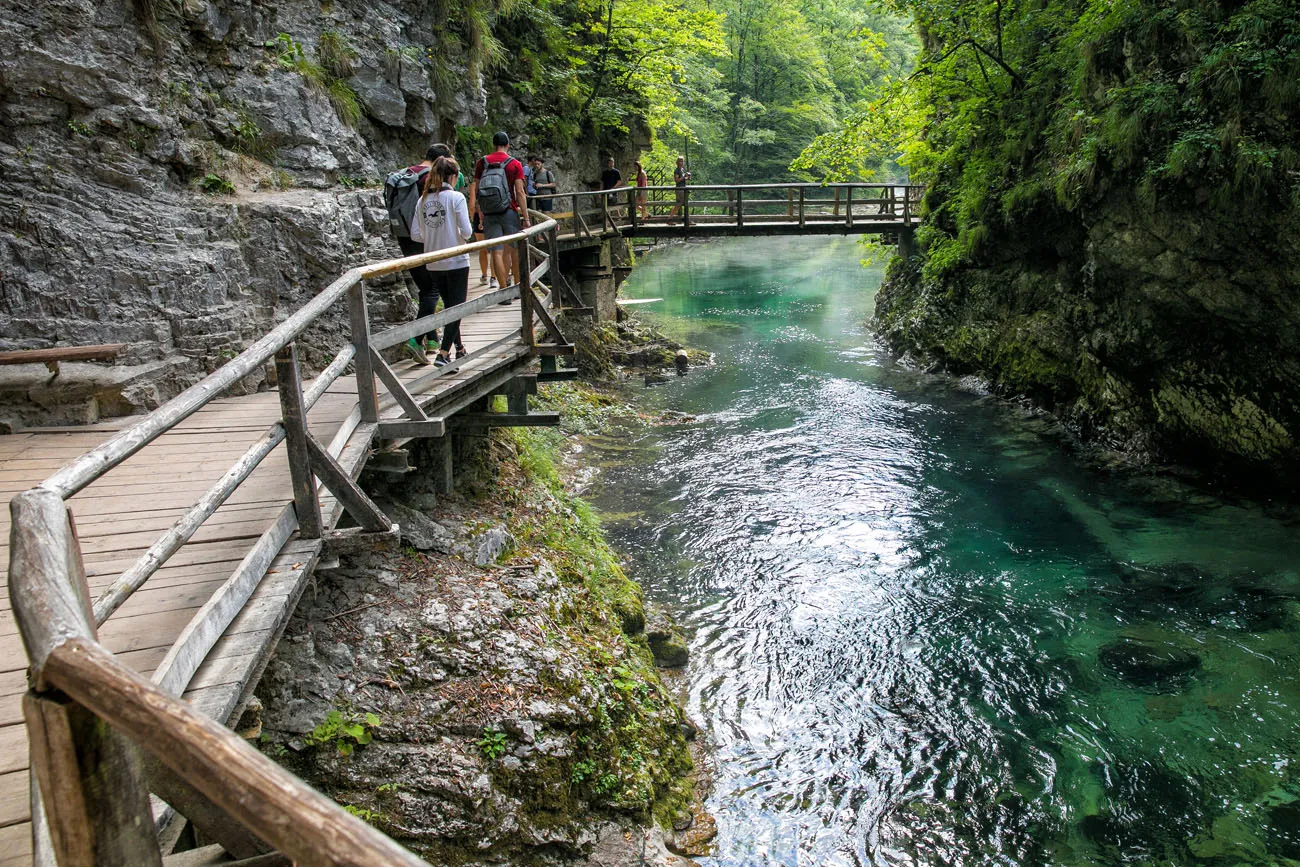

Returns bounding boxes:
[383,166,429,238]
[477,157,517,215]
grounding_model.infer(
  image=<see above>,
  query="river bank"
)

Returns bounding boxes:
[251,323,715,864]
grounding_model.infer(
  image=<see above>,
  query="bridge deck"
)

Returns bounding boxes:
[0,264,526,864]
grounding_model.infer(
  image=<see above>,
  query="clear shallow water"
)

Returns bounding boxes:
[585,237,1300,866]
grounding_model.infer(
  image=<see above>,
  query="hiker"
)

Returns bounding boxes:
[533,156,557,213]
[469,131,531,292]
[410,157,474,367]
[384,144,449,359]
[669,156,691,219]
[634,160,649,220]
[600,157,622,190]
[524,154,537,199]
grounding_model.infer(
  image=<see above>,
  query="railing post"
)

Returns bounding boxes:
[683,187,691,232]
[10,489,163,867]
[904,190,911,225]
[274,343,322,539]
[602,192,610,233]
[798,187,806,229]
[787,188,794,220]
[517,235,534,347]
[846,186,854,228]
[628,187,639,231]
[833,187,840,217]
[736,188,744,228]
[347,281,379,423]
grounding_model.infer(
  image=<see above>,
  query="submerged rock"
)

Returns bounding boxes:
[1098,638,1201,689]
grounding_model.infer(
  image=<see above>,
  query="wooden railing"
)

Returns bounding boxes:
[538,182,924,239]
[8,215,570,865]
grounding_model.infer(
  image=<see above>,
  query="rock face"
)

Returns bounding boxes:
[876,192,1300,480]
[256,477,700,865]
[0,0,483,413]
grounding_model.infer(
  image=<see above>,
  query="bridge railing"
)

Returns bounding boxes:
[538,182,924,239]
[9,216,567,865]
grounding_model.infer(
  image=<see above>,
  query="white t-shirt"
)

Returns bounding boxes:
[410,185,474,271]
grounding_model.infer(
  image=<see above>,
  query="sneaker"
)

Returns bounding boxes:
[405,338,430,366]
[489,277,499,289]
[433,354,450,368]
[478,274,489,285]
[498,286,515,306]
[454,342,467,360]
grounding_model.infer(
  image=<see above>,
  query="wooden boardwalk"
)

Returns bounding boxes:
[0,262,538,864]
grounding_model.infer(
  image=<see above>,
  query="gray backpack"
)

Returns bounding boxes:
[383,166,429,238]
[477,157,517,215]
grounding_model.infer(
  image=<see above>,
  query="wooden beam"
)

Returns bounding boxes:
[151,507,297,697]
[451,412,560,429]
[274,345,322,540]
[142,753,270,860]
[369,285,519,351]
[375,419,447,439]
[518,238,535,347]
[536,368,580,383]
[24,691,163,866]
[305,435,390,533]
[369,349,427,421]
[42,637,430,867]
[532,344,578,356]
[0,344,126,365]
[527,287,567,346]
[347,281,380,424]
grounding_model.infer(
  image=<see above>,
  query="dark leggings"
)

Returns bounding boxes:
[431,267,469,354]
[399,237,439,345]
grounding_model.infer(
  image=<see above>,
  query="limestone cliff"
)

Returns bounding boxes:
[873,0,1300,482]
[0,0,642,424]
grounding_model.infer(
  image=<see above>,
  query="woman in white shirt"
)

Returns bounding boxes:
[411,157,475,367]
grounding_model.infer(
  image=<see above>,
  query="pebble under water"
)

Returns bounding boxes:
[584,237,1300,866]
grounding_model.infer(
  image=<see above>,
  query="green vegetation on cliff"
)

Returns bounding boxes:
[806,0,1300,474]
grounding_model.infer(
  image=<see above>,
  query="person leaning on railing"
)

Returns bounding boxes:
[410,157,474,368]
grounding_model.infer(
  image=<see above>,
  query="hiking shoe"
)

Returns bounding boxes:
[433,354,451,368]
[405,338,430,366]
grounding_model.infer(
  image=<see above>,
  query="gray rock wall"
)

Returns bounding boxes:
[0,0,484,413]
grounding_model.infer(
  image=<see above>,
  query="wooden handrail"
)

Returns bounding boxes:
[39,270,365,500]
[44,637,427,866]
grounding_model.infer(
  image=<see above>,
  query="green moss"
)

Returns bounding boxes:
[490,421,694,823]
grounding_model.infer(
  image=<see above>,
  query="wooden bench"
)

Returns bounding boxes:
[0,343,126,378]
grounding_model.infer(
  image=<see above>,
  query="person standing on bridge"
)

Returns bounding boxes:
[634,160,649,221]
[533,156,557,213]
[384,144,449,362]
[469,131,531,294]
[411,157,475,368]
[600,157,623,190]
[669,156,691,220]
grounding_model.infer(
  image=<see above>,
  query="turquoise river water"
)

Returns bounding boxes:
[585,237,1300,866]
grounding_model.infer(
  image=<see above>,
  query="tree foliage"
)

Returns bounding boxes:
[797,0,1300,278]
[482,0,915,183]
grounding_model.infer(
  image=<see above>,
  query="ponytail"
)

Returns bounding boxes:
[423,156,460,195]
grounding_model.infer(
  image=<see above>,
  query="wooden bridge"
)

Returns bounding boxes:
[0,182,922,866]
[1,216,576,866]
[545,182,924,246]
